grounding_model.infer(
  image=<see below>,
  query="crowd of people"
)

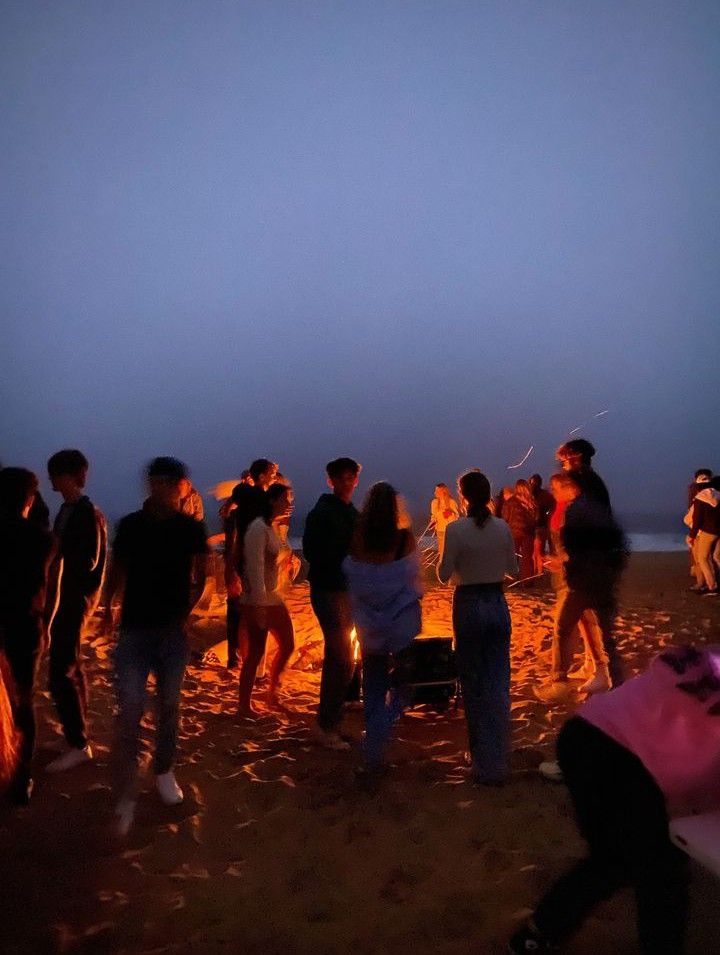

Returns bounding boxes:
[0,440,718,953]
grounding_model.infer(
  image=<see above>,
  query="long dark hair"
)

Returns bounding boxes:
[458,470,492,529]
[354,482,401,556]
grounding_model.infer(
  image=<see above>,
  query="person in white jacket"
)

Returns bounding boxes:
[237,483,296,716]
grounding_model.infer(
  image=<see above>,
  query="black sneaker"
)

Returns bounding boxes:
[689,585,708,594]
[702,588,719,597]
[508,923,556,953]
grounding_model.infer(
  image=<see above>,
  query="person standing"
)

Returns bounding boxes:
[237,483,297,715]
[45,449,107,773]
[688,475,720,595]
[103,457,208,836]
[303,457,361,751]
[556,438,611,508]
[502,479,537,580]
[429,483,459,562]
[529,473,555,575]
[0,468,56,804]
[344,483,421,781]
[438,470,518,785]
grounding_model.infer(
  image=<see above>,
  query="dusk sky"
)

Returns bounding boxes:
[2,1,719,527]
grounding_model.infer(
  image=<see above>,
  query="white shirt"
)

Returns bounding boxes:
[241,517,291,606]
[438,516,518,585]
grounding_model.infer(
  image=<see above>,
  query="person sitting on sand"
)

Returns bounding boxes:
[303,457,361,751]
[45,449,107,774]
[0,468,57,804]
[429,483,459,562]
[502,479,537,580]
[237,483,297,716]
[344,483,421,782]
[537,472,627,702]
[103,457,208,836]
[438,471,518,785]
[510,643,720,955]
[556,438,611,508]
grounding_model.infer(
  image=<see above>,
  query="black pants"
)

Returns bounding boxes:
[226,595,242,665]
[49,595,90,749]
[1,618,43,784]
[534,717,688,954]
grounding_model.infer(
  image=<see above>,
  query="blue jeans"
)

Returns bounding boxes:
[452,585,511,783]
[310,589,355,731]
[113,625,189,800]
[361,649,412,768]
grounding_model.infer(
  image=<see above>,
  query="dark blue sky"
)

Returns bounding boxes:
[2,1,719,525]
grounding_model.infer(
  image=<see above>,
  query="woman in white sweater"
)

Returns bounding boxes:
[438,470,518,784]
[238,483,296,716]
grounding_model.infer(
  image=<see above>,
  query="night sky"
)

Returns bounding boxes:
[2,1,719,527]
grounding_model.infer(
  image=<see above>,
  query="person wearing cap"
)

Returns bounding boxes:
[555,439,611,509]
[103,457,208,836]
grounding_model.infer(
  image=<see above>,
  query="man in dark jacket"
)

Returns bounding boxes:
[0,468,57,803]
[303,457,361,750]
[45,450,107,773]
[556,439,611,508]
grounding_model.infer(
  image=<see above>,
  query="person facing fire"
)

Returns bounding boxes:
[429,483,459,562]
[303,457,361,751]
[556,438,611,508]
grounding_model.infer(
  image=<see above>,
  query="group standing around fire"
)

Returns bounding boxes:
[1,439,717,953]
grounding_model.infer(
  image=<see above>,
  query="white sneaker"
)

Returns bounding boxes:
[579,668,612,695]
[567,662,594,681]
[46,744,93,773]
[309,724,351,751]
[114,799,136,838]
[156,771,184,806]
[539,760,564,783]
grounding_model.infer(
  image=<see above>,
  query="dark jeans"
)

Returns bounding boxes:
[0,618,43,785]
[452,585,511,783]
[534,717,688,954]
[553,587,622,686]
[311,588,354,732]
[361,648,413,768]
[113,625,189,801]
[49,594,91,749]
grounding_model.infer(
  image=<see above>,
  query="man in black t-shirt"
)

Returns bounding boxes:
[0,468,57,804]
[103,457,207,836]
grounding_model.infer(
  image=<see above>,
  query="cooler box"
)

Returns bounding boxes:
[405,635,457,704]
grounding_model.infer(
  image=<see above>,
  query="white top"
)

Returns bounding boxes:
[437,516,518,585]
[430,497,460,534]
[241,517,292,606]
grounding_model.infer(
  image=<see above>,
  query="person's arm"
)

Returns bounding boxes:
[437,523,459,584]
[244,521,268,604]
[301,507,321,565]
[42,536,60,638]
[224,515,241,596]
[690,501,701,540]
[189,552,208,611]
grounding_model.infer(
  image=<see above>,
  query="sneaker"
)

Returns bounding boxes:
[309,724,351,751]
[10,775,34,806]
[508,921,557,952]
[702,588,719,597]
[539,760,563,783]
[690,585,708,594]
[566,662,593,681]
[579,669,612,695]
[155,771,184,806]
[46,744,93,773]
[114,798,136,837]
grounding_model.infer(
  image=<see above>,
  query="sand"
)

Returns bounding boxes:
[1,552,719,955]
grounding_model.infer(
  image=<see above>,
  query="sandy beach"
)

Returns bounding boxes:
[1,551,719,955]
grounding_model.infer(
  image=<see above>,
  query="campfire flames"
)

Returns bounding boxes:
[350,627,360,662]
